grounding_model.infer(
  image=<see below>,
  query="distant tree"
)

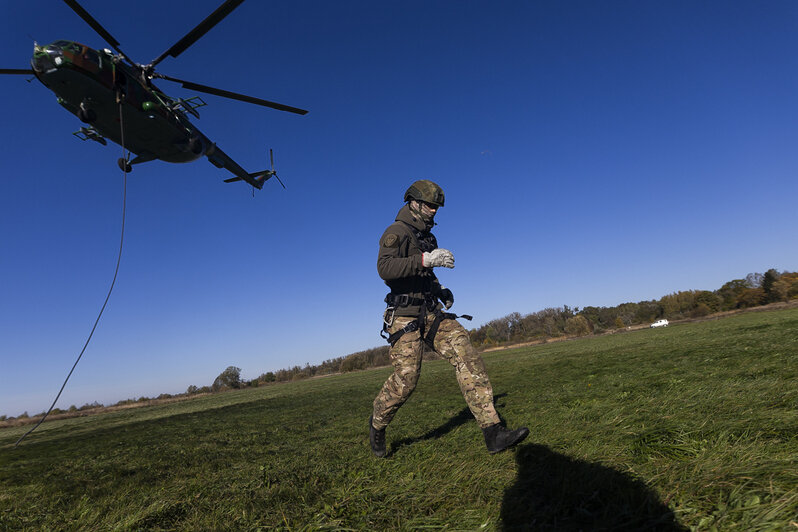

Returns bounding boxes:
[485,315,513,343]
[762,269,780,303]
[738,288,766,308]
[634,301,662,323]
[717,279,749,310]
[691,303,712,318]
[340,354,366,373]
[616,302,640,326]
[539,308,566,337]
[262,372,276,383]
[660,291,698,318]
[506,312,525,341]
[694,291,721,313]
[770,279,791,302]
[565,315,591,336]
[766,271,798,302]
[745,272,764,288]
[542,316,559,337]
[614,317,625,329]
[789,281,798,299]
[212,366,242,391]
[579,307,602,328]
[186,384,198,394]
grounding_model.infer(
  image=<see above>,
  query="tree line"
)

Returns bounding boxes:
[469,268,798,347]
[3,269,795,423]
[241,268,797,383]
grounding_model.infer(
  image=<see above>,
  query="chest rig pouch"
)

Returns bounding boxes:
[380,223,471,347]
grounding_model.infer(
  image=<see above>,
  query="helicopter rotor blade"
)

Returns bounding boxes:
[0,69,35,75]
[62,0,136,66]
[149,0,245,68]
[155,74,308,115]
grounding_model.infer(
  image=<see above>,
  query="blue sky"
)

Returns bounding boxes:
[2,1,797,417]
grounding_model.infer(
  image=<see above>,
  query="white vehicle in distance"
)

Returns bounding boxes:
[650,319,669,328]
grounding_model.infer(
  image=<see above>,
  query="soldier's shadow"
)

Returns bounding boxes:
[501,444,687,531]
[389,393,508,456]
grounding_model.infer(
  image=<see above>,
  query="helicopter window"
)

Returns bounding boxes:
[83,49,100,65]
[52,40,72,47]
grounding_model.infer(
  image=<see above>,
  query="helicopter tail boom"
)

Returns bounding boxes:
[223,170,272,184]
[207,144,283,190]
[221,149,284,190]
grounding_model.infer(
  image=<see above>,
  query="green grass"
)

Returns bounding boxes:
[1,308,796,530]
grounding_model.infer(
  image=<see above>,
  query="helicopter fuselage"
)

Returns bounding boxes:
[32,40,209,163]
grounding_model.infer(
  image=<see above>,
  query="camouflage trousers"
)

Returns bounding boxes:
[372,313,501,430]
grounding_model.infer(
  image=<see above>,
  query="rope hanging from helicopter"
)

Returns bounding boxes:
[15,90,130,447]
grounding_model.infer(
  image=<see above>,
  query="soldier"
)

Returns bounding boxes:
[369,179,529,457]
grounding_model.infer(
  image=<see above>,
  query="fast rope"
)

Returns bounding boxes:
[15,95,129,447]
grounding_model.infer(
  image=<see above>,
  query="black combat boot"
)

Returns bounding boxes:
[482,423,529,453]
[369,416,387,458]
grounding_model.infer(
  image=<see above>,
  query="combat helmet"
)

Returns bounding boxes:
[404,180,445,207]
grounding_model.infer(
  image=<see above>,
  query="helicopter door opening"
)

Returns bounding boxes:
[113,70,127,99]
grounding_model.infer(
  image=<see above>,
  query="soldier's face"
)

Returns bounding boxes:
[419,201,438,218]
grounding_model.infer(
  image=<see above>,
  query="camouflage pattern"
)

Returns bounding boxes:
[372,313,501,430]
[404,180,445,207]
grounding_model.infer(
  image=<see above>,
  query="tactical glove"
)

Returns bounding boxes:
[422,248,455,269]
[439,287,454,309]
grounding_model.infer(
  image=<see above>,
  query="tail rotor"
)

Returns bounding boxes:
[223,147,287,190]
[269,149,286,190]
[251,148,285,189]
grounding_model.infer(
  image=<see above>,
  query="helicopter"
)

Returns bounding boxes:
[0,0,307,189]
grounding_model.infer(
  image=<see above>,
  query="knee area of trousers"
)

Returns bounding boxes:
[396,367,421,389]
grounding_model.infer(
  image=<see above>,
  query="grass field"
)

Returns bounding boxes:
[1,307,796,530]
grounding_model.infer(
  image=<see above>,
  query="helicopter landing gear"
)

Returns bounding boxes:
[118,158,132,173]
[117,152,156,173]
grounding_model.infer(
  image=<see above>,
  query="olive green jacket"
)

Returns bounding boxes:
[377,205,444,317]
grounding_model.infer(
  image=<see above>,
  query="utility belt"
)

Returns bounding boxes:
[381,292,472,348]
[384,292,436,311]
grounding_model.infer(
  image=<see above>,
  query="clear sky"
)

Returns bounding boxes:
[2,1,797,417]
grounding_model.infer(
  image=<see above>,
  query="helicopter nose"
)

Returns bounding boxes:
[32,43,61,73]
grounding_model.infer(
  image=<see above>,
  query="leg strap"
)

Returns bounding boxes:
[423,310,473,348]
[382,307,428,347]
[385,319,420,347]
[381,306,473,348]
